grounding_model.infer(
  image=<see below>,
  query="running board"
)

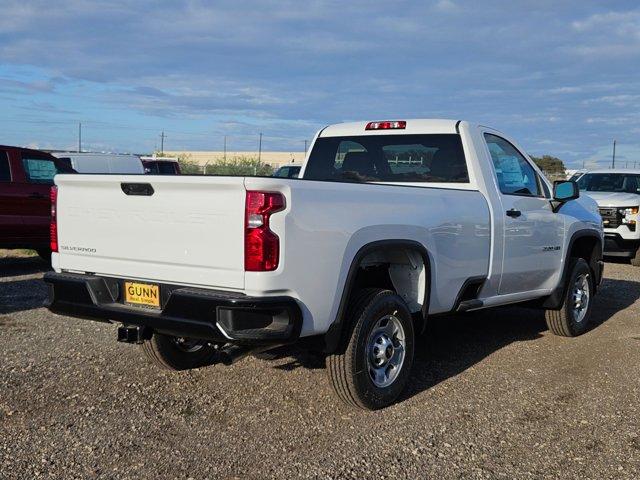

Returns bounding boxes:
[456,299,484,312]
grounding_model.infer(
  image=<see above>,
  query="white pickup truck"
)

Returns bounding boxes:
[45,119,603,410]
[576,169,640,266]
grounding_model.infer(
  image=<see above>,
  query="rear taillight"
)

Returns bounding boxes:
[245,191,285,271]
[50,186,58,252]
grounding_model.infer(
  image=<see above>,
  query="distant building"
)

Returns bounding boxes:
[163,151,305,170]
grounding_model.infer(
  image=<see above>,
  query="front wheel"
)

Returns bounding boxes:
[545,258,594,337]
[327,288,415,410]
[141,334,219,370]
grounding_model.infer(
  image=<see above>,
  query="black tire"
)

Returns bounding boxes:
[630,247,640,267]
[545,258,594,337]
[141,334,219,371]
[327,288,415,410]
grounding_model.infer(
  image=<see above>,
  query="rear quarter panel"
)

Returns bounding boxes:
[245,177,491,336]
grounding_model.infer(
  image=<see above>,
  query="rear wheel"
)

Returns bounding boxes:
[327,288,415,410]
[545,258,594,337]
[141,334,219,370]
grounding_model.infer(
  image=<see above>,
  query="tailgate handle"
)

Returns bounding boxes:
[121,183,154,196]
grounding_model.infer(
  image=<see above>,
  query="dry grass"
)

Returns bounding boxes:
[0,249,36,259]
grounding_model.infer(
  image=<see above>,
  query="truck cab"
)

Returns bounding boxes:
[0,145,73,257]
[576,170,640,265]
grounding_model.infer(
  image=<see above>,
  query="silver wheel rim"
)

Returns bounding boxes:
[366,313,406,388]
[572,273,590,323]
[173,337,206,353]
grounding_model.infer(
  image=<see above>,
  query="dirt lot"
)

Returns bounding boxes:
[0,252,639,480]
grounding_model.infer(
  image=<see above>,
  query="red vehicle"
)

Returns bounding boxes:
[0,145,73,259]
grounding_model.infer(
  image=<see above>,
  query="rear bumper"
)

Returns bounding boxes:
[603,234,639,258]
[44,272,302,345]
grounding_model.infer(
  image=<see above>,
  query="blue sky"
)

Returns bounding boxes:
[1,0,639,168]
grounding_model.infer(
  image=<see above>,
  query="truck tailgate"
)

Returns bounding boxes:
[55,175,246,290]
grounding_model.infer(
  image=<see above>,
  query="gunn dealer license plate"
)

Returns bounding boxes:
[124,282,160,308]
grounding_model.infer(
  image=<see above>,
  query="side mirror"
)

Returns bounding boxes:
[553,180,579,202]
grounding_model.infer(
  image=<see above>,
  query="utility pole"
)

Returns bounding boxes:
[223,135,227,161]
[612,139,616,169]
[582,159,585,169]
[78,122,82,153]
[304,139,308,153]
[258,133,263,162]
[160,131,166,154]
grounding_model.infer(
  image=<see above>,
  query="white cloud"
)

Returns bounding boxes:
[572,10,640,38]
[0,0,639,160]
[433,0,459,13]
[584,94,640,107]
[548,86,583,94]
[568,9,640,59]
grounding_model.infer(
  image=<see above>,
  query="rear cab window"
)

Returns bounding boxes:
[303,134,469,184]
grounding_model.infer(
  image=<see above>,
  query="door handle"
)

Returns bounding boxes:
[29,193,46,199]
[506,209,522,218]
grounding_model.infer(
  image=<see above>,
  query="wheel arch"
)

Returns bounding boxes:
[542,230,603,309]
[323,239,432,353]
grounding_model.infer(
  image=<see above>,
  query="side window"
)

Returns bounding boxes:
[484,134,541,196]
[0,152,11,182]
[22,157,59,185]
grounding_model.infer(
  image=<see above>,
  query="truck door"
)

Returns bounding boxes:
[483,133,564,295]
[0,149,26,244]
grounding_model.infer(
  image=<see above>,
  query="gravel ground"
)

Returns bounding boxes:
[0,252,639,479]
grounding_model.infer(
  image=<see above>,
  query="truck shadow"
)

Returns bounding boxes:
[0,255,49,279]
[268,276,640,381]
[403,275,640,401]
[0,278,48,315]
[0,256,49,314]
